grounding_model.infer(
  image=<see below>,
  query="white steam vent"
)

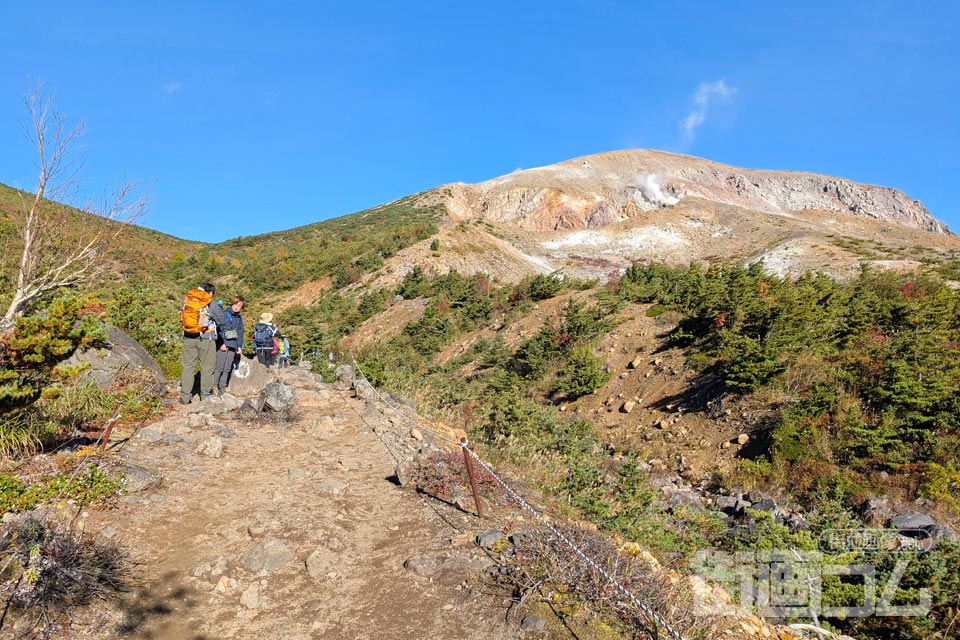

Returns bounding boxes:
[636,173,679,207]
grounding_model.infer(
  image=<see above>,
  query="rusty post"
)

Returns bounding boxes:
[461,442,483,518]
[97,401,124,454]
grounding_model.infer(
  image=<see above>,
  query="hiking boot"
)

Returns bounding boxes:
[179,398,191,405]
[217,388,225,398]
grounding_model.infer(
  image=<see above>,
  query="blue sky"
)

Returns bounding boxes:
[1,1,957,243]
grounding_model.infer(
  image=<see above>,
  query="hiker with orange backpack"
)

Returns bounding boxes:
[179,282,227,404]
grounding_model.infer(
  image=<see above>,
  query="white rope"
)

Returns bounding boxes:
[350,353,462,447]
[463,447,688,640]
[348,353,688,640]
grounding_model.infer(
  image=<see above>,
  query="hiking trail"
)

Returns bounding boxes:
[84,366,522,640]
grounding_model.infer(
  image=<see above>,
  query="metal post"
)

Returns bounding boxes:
[461,442,483,518]
[97,401,124,454]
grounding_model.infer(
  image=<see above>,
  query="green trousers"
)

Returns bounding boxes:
[180,337,217,403]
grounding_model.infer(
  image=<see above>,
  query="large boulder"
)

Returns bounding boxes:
[65,323,165,390]
[887,510,937,533]
[225,357,277,397]
[260,381,297,413]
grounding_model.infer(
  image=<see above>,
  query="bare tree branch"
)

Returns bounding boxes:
[2,83,149,329]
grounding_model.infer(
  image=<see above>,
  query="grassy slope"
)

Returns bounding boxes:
[0,182,205,280]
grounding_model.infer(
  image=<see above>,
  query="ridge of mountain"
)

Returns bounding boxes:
[440,149,949,235]
[353,151,960,294]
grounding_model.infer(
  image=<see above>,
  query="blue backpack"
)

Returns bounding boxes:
[253,322,275,349]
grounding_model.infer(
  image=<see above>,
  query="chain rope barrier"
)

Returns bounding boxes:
[348,354,689,640]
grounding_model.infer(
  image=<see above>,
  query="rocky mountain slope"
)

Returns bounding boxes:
[358,150,958,295]
[444,149,947,234]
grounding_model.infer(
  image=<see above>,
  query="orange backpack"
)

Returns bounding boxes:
[181,288,212,334]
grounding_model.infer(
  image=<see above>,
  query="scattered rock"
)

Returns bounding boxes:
[621,401,636,414]
[858,496,893,526]
[211,423,236,438]
[334,365,355,384]
[215,575,237,593]
[261,381,297,412]
[239,536,294,574]
[887,511,936,532]
[929,524,959,542]
[240,582,260,609]
[139,427,162,443]
[196,436,224,458]
[238,397,263,420]
[476,530,505,549]
[736,433,750,445]
[402,554,491,586]
[520,615,547,631]
[316,478,349,496]
[120,463,162,493]
[305,546,338,579]
[751,497,778,513]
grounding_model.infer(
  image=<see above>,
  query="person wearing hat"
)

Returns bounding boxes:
[252,311,280,367]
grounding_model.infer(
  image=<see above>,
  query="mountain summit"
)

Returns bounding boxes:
[444,149,948,235]
[375,149,957,287]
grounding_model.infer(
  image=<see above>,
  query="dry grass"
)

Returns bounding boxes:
[0,515,135,638]
[495,525,736,639]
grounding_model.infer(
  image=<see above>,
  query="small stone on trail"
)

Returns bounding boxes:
[240,582,259,609]
[317,478,349,496]
[476,530,505,549]
[214,576,236,593]
[305,546,337,580]
[239,536,294,574]
[196,436,224,458]
[521,615,547,630]
[139,427,162,443]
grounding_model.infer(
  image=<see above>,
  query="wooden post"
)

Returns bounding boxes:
[461,442,483,518]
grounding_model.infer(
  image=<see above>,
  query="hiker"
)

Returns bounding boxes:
[180,282,227,404]
[253,312,280,368]
[213,296,246,396]
[277,335,291,368]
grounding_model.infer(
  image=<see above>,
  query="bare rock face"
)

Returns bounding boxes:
[443,149,949,235]
[65,323,165,390]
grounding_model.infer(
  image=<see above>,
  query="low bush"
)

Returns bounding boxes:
[0,516,135,638]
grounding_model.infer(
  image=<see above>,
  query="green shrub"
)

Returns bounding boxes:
[397,265,429,299]
[528,273,565,301]
[553,346,611,399]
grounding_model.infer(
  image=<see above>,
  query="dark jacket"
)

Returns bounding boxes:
[219,308,245,350]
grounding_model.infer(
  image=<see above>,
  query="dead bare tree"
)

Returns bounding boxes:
[1,84,149,329]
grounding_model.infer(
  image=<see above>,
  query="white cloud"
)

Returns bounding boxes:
[164,82,182,95]
[681,79,736,139]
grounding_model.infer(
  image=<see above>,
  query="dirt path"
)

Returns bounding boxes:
[85,372,521,640]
